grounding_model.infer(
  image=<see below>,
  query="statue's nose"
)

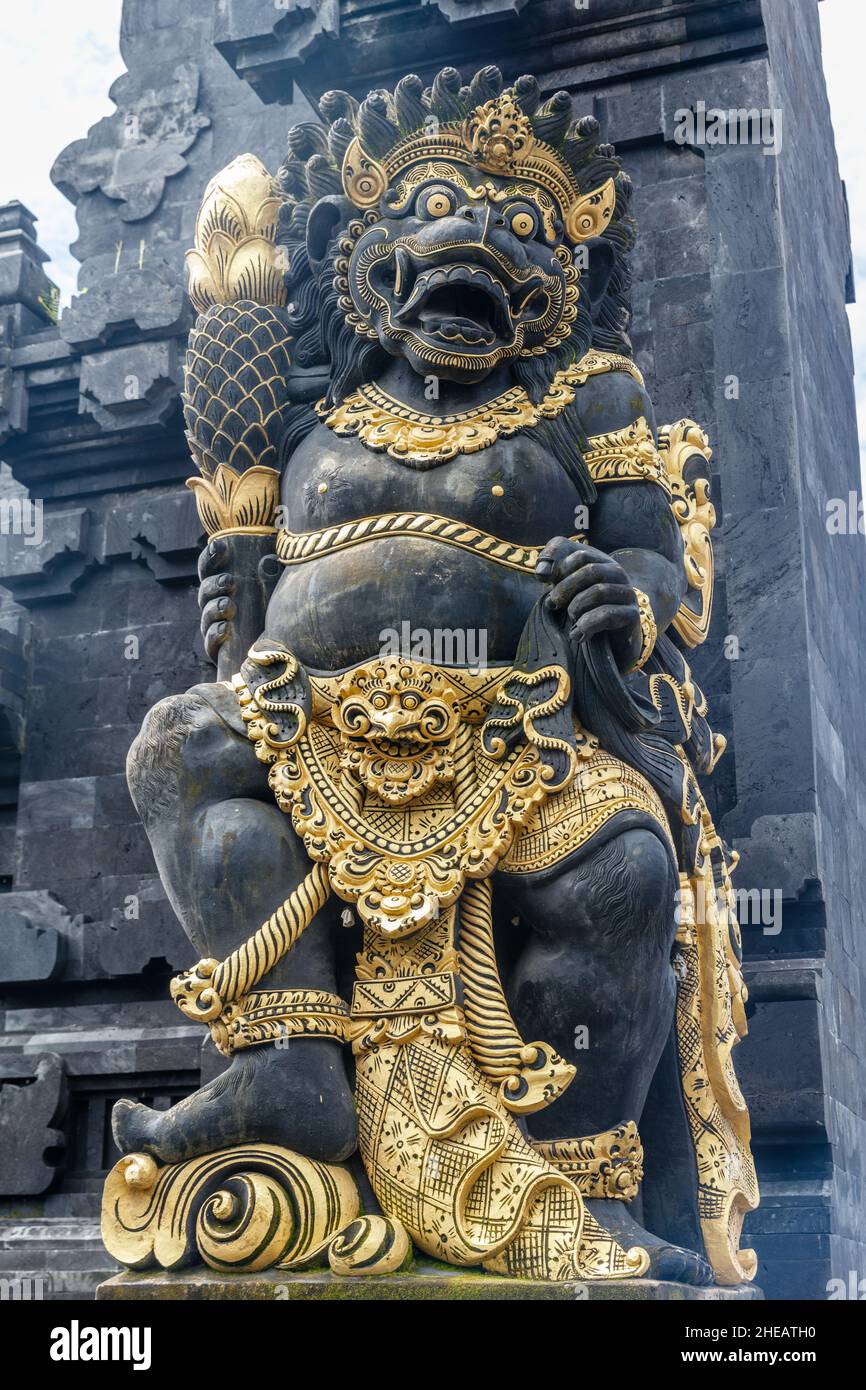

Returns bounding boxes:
[455,201,506,232]
[375,709,412,737]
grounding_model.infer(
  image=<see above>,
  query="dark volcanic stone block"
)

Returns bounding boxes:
[0,896,67,983]
[0,1053,66,1195]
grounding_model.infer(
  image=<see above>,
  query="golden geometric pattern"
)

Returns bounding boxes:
[355,1029,647,1280]
[673,840,759,1285]
[499,747,674,875]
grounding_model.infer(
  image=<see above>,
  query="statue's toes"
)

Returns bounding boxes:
[111,1098,158,1157]
[648,1243,713,1286]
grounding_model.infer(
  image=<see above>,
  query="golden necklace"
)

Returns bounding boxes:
[316,349,642,467]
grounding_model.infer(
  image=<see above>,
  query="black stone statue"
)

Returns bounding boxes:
[102,68,758,1289]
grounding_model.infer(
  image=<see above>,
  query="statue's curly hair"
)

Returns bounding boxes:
[276,66,636,491]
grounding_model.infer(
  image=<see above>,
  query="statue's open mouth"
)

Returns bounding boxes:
[394,263,514,346]
[387,249,551,351]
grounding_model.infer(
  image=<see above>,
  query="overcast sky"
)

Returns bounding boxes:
[0,0,862,465]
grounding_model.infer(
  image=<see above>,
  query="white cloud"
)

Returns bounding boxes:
[0,0,124,304]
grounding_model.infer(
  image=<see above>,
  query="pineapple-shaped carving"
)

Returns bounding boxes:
[184,300,292,479]
[183,154,292,535]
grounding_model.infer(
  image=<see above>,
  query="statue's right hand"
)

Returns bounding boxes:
[198,537,237,663]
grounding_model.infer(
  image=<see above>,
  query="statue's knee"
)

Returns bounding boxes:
[589,827,676,947]
[526,826,675,948]
[127,691,212,829]
[617,827,676,898]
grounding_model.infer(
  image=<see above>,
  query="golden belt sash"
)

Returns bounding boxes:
[276,512,585,573]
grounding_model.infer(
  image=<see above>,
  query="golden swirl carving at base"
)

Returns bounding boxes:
[101,1145,360,1274]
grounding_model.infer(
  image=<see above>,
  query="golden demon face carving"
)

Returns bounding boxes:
[336,163,581,381]
[332,661,461,805]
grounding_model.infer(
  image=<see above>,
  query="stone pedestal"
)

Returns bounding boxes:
[97,1264,763,1302]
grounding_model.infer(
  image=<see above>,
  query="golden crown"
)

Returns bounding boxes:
[341,92,615,246]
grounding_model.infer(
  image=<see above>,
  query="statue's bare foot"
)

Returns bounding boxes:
[585,1199,713,1286]
[111,1040,357,1165]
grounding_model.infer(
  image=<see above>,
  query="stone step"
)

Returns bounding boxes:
[0,1217,104,1247]
[0,1247,113,1271]
[0,1190,103,1219]
[0,1268,110,1300]
[0,1217,116,1298]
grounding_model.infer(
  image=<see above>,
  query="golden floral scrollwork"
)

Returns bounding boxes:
[186,462,280,538]
[341,138,389,210]
[657,419,716,647]
[185,153,288,311]
[584,417,671,493]
[235,651,576,939]
[532,1122,645,1201]
[318,377,555,465]
[101,1145,363,1274]
[318,348,649,468]
[462,93,537,173]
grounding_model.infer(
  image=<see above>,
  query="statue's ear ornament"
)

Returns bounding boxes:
[565,177,617,245]
[342,138,388,210]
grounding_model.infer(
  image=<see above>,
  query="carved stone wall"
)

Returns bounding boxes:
[0,0,862,1300]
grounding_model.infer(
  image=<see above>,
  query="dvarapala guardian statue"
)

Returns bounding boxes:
[103,67,759,1289]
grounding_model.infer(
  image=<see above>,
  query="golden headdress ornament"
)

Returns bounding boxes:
[341,90,616,247]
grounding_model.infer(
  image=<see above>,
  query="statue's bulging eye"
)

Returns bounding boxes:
[509,208,537,239]
[420,187,455,220]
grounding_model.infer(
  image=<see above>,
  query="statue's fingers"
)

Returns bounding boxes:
[197,536,231,582]
[198,572,235,610]
[547,561,622,609]
[200,597,235,642]
[570,603,638,645]
[535,535,579,580]
[203,620,229,662]
[566,585,636,626]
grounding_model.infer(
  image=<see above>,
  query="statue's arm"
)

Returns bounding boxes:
[585,478,687,669]
[539,370,688,670]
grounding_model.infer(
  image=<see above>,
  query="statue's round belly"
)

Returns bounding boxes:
[263,537,543,671]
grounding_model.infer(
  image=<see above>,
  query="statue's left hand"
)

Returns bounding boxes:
[197,533,280,681]
[536,537,641,666]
